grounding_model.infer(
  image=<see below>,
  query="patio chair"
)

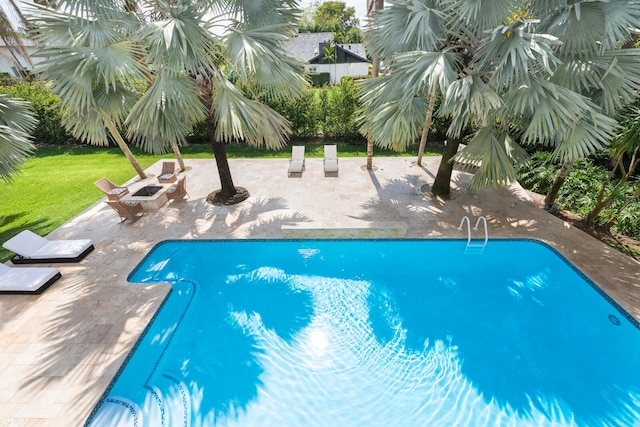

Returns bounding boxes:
[2,230,94,264]
[288,145,305,177]
[324,144,339,177]
[94,177,129,201]
[166,176,189,201]
[0,263,61,294]
[105,200,145,222]
[158,161,177,184]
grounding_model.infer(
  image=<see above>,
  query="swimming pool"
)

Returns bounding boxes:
[87,239,640,426]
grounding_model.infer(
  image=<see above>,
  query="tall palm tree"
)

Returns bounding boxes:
[30,1,150,179]
[359,0,640,198]
[0,94,36,180]
[31,0,306,203]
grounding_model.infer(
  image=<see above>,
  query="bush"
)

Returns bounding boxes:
[517,152,640,240]
[322,77,360,139]
[309,72,330,87]
[0,81,77,145]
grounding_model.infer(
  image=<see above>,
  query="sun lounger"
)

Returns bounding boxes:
[288,145,306,177]
[3,230,94,264]
[0,263,61,294]
[324,144,339,177]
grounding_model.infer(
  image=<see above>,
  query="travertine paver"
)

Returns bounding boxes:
[1,156,639,426]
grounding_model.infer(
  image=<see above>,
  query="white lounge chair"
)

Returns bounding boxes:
[0,263,61,294]
[324,144,339,177]
[2,230,94,264]
[288,145,306,177]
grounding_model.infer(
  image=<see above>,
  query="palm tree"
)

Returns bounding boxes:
[0,94,36,180]
[32,0,306,203]
[359,1,640,198]
[30,2,150,179]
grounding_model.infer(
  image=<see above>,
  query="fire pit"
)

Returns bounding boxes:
[132,185,163,197]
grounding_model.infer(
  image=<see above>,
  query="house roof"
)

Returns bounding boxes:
[285,32,334,62]
[286,32,370,65]
[337,43,368,62]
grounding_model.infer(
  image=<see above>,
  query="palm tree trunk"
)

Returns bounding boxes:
[365,0,383,171]
[417,93,437,166]
[206,114,235,196]
[584,148,639,226]
[543,159,573,209]
[170,141,186,171]
[104,118,147,180]
[432,136,461,197]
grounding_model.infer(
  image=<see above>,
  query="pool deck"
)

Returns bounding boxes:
[1,156,639,426]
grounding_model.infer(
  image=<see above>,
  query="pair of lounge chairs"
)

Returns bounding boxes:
[1,230,95,294]
[287,145,339,177]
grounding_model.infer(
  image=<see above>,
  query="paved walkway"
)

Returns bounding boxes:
[1,157,639,426]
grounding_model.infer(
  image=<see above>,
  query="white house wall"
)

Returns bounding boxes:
[308,63,369,84]
[0,47,40,76]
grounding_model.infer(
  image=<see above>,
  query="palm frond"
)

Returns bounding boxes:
[27,2,139,47]
[38,42,146,109]
[213,79,291,149]
[455,126,527,188]
[373,0,446,59]
[358,76,426,150]
[477,19,561,87]
[138,1,221,74]
[440,75,502,138]
[391,50,460,96]
[225,25,308,98]
[505,80,592,145]
[551,112,617,161]
[62,108,110,145]
[444,0,517,33]
[126,69,207,153]
[541,2,639,58]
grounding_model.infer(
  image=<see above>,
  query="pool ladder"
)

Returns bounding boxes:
[458,216,488,254]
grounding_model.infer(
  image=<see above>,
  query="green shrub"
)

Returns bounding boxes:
[309,72,330,86]
[0,81,76,145]
[322,77,361,139]
[517,152,640,240]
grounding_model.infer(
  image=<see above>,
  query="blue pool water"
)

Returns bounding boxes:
[87,239,640,427]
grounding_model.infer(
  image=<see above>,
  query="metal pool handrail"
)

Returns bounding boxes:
[457,215,488,253]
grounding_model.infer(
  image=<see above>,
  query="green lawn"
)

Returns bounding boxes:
[0,143,441,262]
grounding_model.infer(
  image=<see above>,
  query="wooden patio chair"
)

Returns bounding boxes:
[94,177,129,201]
[105,200,145,222]
[166,176,189,201]
[158,161,177,184]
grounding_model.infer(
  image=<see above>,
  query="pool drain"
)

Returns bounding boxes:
[608,314,621,326]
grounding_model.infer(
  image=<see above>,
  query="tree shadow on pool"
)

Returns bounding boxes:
[367,258,640,426]
[164,266,314,422]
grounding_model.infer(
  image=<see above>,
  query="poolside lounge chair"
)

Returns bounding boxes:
[157,161,177,184]
[3,230,94,264]
[166,176,189,201]
[288,145,305,177]
[0,263,61,294]
[105,200,145,222]
[94,177,129,201]
[324,144,339,177]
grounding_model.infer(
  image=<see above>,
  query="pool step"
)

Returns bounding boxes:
[149,373,191,427]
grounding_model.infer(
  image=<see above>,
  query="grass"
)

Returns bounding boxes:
[0,143,442,262]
